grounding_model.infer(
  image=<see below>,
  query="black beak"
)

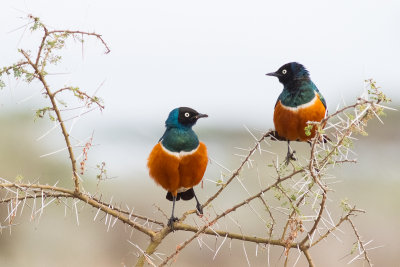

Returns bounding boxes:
[195,113,208,119]
[266,72,280,77]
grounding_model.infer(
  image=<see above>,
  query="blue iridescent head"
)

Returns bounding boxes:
[165,107,208,129]
[266,62,310,85]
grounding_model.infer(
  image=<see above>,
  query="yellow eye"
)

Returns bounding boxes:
[282,69,287,74]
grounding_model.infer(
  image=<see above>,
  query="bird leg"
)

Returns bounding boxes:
[168,195,179,230]
[285,141,296,165]
[193,190,203,215]
[307,134,331,146]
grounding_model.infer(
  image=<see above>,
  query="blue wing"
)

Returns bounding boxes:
[311,82,327,110]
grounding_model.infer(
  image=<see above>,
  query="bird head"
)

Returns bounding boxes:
[266,62,309,85]
[165,107,208,129]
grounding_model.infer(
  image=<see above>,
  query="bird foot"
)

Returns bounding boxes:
[196,203,203,215]
[285,150,297,165]
[167,216,179,230]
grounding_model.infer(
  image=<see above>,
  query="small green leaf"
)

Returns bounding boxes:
[350,242,358,255]
[340,198,351,212]
[304,124,313,136]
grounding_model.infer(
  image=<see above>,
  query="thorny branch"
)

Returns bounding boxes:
[0,15,391,266]
[348,218,373,267]
[311,206,365,247]
[0,16,108,194]
[20,49,82,192]
[202,131,273,208]
[0,182,157,237]
[159,169,305,266]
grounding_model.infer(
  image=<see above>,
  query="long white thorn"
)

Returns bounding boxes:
[37,122,60,141]
[74,200,80,226]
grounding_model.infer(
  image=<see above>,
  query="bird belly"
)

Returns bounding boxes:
[147,143,180,195]
[273,95,326,141]
[178,142,208,189]
[147,142,208,196]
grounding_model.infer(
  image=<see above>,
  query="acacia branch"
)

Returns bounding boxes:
[89,195,164,226]
[321,98,369,124]
[174,222,293,247]
[319,100,378,168]
[76,192,156,237]
[259,196,275,238]
[13,19,111,193]
[0,192,72,203]
[0,61,29,74]
[348,218,373,266]
[303,249,315,267]
[311,206,364,247]
[53,86,105,110]
[160,168,304,266]
[0,182,156,238]
[281,177,315,242]
[202,131,273,208]
[48,30,111,54]
[300,191,327,247]
[20,49,81,193]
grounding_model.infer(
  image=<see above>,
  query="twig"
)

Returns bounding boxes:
[20,49,81,193]
[203,131,273,208]
[303,249,315,267]
[348,218,373,266]
[48,30,110,54]
[160,169,304,266]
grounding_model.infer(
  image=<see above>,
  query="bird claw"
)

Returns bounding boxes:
[196,203,203,215]
[167,216,179,230]
[285,150,297,165]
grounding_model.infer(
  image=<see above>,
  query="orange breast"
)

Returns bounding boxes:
[147,142,208,196]
[273,94,326,141]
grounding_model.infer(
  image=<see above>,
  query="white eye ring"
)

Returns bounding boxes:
[282,69,287,74]
[184,112,190,118]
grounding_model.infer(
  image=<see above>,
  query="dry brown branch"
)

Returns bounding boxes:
[311,206,365,247]
[300,191,327,247]
[303,249,315,267]
[159,169,304,266]
[20,49,81,193]
[47,30,111,54]
[0,192,72,203]
[202,130,273,208]
[280,176,315,242]
[259,196,275,238]
[53,87,105,110]
[0,182,156,237]
[89,195,164,226]
[348,218,373,266]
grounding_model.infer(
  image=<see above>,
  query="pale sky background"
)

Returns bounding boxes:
[0,0,399,128]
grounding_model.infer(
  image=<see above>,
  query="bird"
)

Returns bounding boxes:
[147,107,208,229]
[266,62,327,164]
